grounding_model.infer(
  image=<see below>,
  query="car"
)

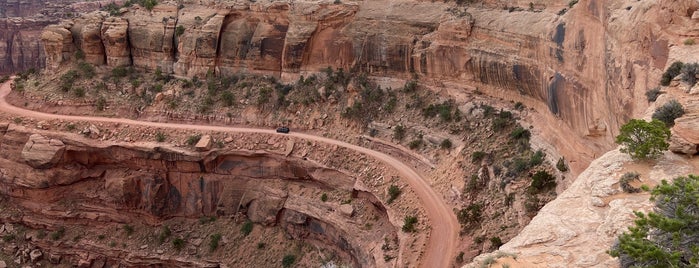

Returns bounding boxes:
[276,127,290,134]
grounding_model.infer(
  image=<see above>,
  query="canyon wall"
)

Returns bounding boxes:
[0,123,398,266]
[40,0,697,164]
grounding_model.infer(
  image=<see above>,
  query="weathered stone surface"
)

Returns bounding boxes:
[339,204,354,217]
[195,135,212,151]
[101,17,131,66]
[29,249,42,263]
[71,13,106,65]
[21,134,65,169]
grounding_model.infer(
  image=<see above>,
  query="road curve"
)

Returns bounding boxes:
[0,79,459,268]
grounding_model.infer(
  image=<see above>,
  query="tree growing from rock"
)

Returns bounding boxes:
[609,175,699,267]
[615,119,670,160]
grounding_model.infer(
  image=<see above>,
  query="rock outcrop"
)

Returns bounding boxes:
[40,0,696,171]
[20,134,65,169]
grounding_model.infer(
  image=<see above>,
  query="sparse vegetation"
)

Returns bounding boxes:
[529,171,556,193]
[615,119,671,160]
[95,96,107,111]
[209,233,222,252]
[402,216,418,232]
[457,203,483,229]
[241,221,253,236]
[556,157,568,172]
[51,226,66,240]
[155,132,166,142]
[387,184,402,204]
[172,238,186,251]
[619,172,641,193]
[490,236,503,249]
[456,251,465,263]
[660,61,684,86]
[609,175,699,267]
[471,151,487,163]
[684,38,695,46]
[681,63,699,86]
[652,100,685,127]
[282,254,296,268]
[645,87,661,102]
[2,234,15,242]
[440,139,453,149]
[186,134,202,145]
[393,125,406,141]
[175,25,185,36]
[157,225,171,244]
[123,224,134,236]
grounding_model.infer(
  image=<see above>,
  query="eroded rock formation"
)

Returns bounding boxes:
[0,124,396,267]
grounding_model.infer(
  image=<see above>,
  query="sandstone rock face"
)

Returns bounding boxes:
[466,150,696,267]
[101,17,130,66]
[70,13,106,65]
[21,134,65,169]
[41,0,689,169]
[0,127,390,267]
[41,24,74,71]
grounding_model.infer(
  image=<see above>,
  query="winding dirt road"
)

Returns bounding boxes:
[0,79,458,268]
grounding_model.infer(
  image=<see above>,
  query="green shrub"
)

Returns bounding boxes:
[157,225,171,244]
[440,139,452,149]
[2,234,15,242]
[209,233,221,252]
[619,172,641,193]
[457,203,483,227]
[143,0,157,10]
[282,254,296,268]
[514,101,524,110]
[645,87,661,102]
[387,184,402,204]
[155,132,166,142]
[402,216,418,232]
[221,91,235,107]
[186,134,202,145]
[199,216,216,224]
[471,151,486,163]
[320,193,328,202]
[609,175,699,267]
[0,75,9,83]
[490,236,503,249]
[530,170,556,193]
[568,0,578,7]
[175,25,185,36]
[95,96,107,111]
[510,126,531,140]
[78,62,96,78]
[529,150,545,166]
[241,221,253,236]
[172,238,185,251]
[73,87,85,97]
[257,242,266,249]
[652,100,684,127]
[684,38,695,45]
[123,224,134,236]
[51,226,66,240]
[681,63,699,86]
[408,138,423,149]
[616,119,670,160]
[660,61,684,86]
[75,50,85,60]
[60,70,80,92]
[456,251,465,263]
[393,125,406,141]
[556,157,568,172]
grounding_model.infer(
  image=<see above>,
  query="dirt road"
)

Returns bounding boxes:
[0,79,458,268]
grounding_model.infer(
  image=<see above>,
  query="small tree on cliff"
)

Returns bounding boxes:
[615,119,670,160]
[609,175,699,267]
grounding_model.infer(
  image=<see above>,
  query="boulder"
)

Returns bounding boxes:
[339,204,354,217]
[48,253,61,264]
[21,134,65,169]
[0,260,6,268]
[195,135,212,151]
[101,17,131,66]
[29,249,42,262]
[41,25,74,71]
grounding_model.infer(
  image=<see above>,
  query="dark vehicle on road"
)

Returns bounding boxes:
[276,127,290,133]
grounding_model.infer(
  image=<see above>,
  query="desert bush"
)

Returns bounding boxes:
[95,96,107,111]
[530,170,556,193]
[645,87,661,102]
[321,193,328,202]
[60,70,80,92]
[51,226,65,240]
[282,254,296,268]
[609,175,699,267]
[402,216,418,232]
[387,184,402,204]
[393,125,406,141]
[241,221,253,236]
[456,252,465,263]
[510,126,531,140]
[619,172,641,193]
[616,119,670,160]
[408,138,423,149]
[73,87,85,97]
[172,238,185,251]
[157,225,171,244]
[556,157,568,172]
[175,25,185,36]
[681,63,699,86]
[123,224,134,235]
[529,150,545,166]
[78,62,96,78]
[155,132,166,142]
[490,236,503,249]
[471,151,487,163]
[660,61,683,86]
[684,38,696,45]
[652,100,684,127]
[209,233,222,252]
[457,203,483,228]
[186,134,202,145]
[440,139,453,149]
[75,50,85,60]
